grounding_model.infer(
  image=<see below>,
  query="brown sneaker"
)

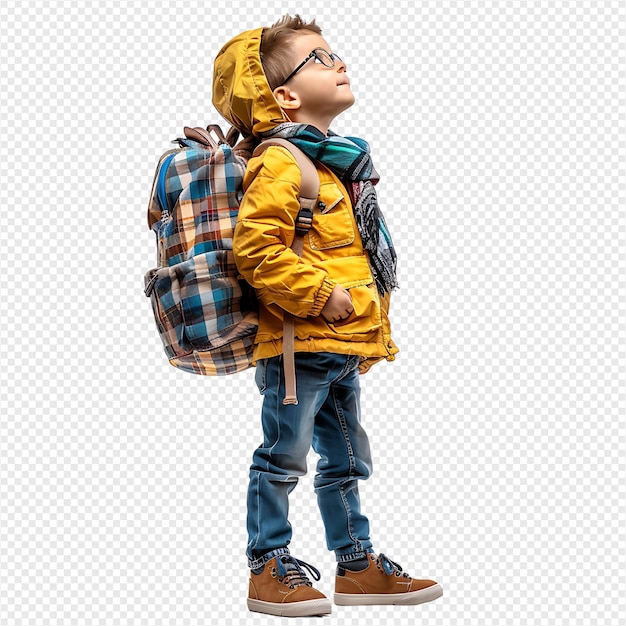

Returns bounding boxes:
[334,553,443,606]
[247,554,332,617]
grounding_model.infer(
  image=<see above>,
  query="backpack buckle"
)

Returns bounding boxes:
[294,205,314,237]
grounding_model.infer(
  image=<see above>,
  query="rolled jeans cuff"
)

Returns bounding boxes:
[336,547,375,563]
[247,546,291,570]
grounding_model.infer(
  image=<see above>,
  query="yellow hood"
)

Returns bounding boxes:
[212,27,289,138]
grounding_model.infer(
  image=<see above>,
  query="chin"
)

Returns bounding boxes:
[339,95,356,113]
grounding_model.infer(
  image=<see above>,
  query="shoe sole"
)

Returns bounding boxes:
[247,597,332,617]
[334,582,443,606]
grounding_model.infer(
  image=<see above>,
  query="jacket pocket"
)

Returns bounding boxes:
[329,281,382,336]
[319,255,382,337]
[308,182,354,250]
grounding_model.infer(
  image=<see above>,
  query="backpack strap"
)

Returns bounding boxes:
[183,126,220,149]
[252,139,320,405]
[253,138,319,208]
[183,124,239,149]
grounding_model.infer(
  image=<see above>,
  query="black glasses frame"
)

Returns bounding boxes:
[282,48,343,85]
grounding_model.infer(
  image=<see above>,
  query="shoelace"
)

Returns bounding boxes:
[276,555,322,588]
[377,553,411,578]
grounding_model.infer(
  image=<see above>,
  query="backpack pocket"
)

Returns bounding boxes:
[144,250,258,358]
[144,265,188,358]
[177,250,257,350]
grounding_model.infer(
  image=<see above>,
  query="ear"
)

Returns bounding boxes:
[273,85,301,111]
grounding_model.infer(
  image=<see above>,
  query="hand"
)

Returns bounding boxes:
[321,285,354,323]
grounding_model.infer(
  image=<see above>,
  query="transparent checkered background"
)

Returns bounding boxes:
[1,1,625,624]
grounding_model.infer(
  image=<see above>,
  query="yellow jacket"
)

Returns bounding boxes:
[213,28,398,371]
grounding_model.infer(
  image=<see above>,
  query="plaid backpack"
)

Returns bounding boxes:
[144,124,318,400]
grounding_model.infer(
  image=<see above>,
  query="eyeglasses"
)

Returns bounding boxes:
[282,48,343,84]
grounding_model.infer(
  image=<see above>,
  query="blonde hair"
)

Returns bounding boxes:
[261,14,322,91]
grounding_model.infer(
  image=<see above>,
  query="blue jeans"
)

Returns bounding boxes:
[246,352,374,568]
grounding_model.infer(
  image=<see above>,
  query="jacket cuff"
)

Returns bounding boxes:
[309,278,336,317]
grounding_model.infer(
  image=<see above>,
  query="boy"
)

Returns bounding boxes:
[212,15,443,617]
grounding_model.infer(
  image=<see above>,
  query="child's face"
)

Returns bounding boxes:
[276,32,355,127]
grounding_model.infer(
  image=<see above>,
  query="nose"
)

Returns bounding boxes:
[336,59,347,72]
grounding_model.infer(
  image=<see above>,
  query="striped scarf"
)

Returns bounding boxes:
[262,123,398,294]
